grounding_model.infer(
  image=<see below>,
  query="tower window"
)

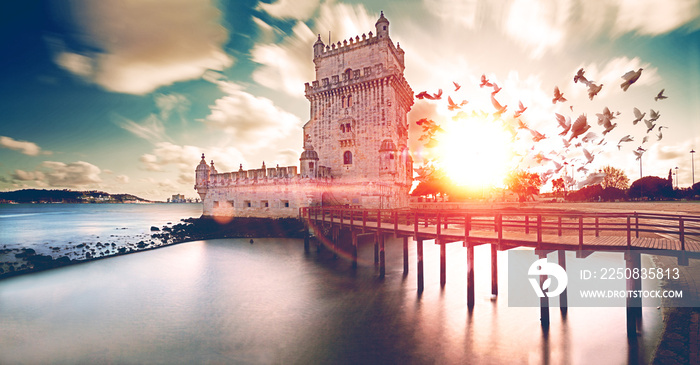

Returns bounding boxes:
[383,26,386,30]
[309,162,314,169]
[343,151,353,165]
[347,94,352,107]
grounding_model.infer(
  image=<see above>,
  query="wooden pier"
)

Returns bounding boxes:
[300,206,700,336]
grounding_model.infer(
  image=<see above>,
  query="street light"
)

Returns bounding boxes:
[692,149,696,186]
[675,166,679,188]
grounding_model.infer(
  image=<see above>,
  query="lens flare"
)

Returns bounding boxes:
[434,115,514,189]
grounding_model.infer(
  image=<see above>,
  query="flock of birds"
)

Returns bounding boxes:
[414,66,670,190]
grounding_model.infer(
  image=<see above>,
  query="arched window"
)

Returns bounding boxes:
[347,94,352,107]
[345,68,352,81]
[309,162,314,169]
[343,151,352,165]
[340,124,345,133]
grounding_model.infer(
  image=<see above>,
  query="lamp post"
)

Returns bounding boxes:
[675,166,679,188]
[692,149,696,186]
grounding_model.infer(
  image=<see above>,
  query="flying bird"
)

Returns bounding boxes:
[581,131,598,143]
[620,68,643,91]
[480,74,493,88]
[632,107,645,125]
[617,135,634,149]
[648,109,660,122]
[453,81,461,91]
[587,82,603,100]
[491,82,502,95]
[555,113,571,136]
[517,118,529,130]
[529,129,546,142]
[514,101,527,118]
[416,91,430,99]
[552,86,567,104]
[583,148,595,164]
[447,96,468,111]
[568,114,590,142]
[601,118,617,135]
[654,89,667,101]
[577,172,606,189]
[633,147,646,161]
[574,68,589,84]
[643,119,656,133]
[491,94,507,118]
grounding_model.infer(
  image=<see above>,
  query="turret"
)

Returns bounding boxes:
[375,11,389,39]
[300,143,319,178]
[313,34,325,58]
[379,139,397,174]
[195,153,210,199]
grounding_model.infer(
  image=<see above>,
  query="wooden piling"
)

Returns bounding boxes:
[304,229,310,253]
[417,239,424,293]
[379,233,386,277]
[374,233,379,265]
[403,236,409,274]
[540,270,550,327]
[491,243,498,296]
[467,242,475,307]
[352,230,358,269]
[558,250,568,315]
[626,251,641,337]
[439,239,446,287]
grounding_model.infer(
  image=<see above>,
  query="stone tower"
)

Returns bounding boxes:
[303,12,414,208]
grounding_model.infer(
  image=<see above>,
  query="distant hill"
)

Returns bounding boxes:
[0,189,152,203]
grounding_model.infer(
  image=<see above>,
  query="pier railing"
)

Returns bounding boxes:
[300,206,700,252]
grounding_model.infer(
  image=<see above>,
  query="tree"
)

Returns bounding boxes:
[628,176,673,200]
[567,184,603,202]
[601,165,630,190]
[552,177,566,197]
[505,170,542,202]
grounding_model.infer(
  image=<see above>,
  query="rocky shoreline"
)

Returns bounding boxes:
[0,216,305,280]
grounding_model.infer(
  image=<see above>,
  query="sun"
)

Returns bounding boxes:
[433,115,514,189]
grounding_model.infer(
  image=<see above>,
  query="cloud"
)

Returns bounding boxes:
[139,142,247,177]
[505,0,567,58]
[155,93,190,122]
[12,170,45,181]
[612,0,700,36]
[117,114,168,143]
[12,161,103,188]
[116,175,130,184]
[49,0,232,94]
[257,0,321,21]
[0,136,49,156]
[202,80,302,149]
[251,1,376,96]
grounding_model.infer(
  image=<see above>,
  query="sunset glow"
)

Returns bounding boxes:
[434,115,514,189]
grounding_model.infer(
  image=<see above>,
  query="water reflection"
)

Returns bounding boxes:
[0,237,663,364]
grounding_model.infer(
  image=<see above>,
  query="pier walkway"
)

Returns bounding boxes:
[300,206,700,336]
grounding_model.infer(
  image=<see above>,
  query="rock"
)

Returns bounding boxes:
[150,226,160,231]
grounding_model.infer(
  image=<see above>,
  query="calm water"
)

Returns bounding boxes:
[0,203,202,256]
[0,205,664,364]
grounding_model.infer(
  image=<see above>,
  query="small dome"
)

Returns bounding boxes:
[314,34,324,46]
[379,139,397,151]
[375,11,389,26]
[196,153,209,171]
[300,144,319,160]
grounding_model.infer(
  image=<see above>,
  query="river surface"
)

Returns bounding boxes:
[0,204,664,364]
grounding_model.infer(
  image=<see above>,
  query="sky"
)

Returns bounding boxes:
[1,0,699,201]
